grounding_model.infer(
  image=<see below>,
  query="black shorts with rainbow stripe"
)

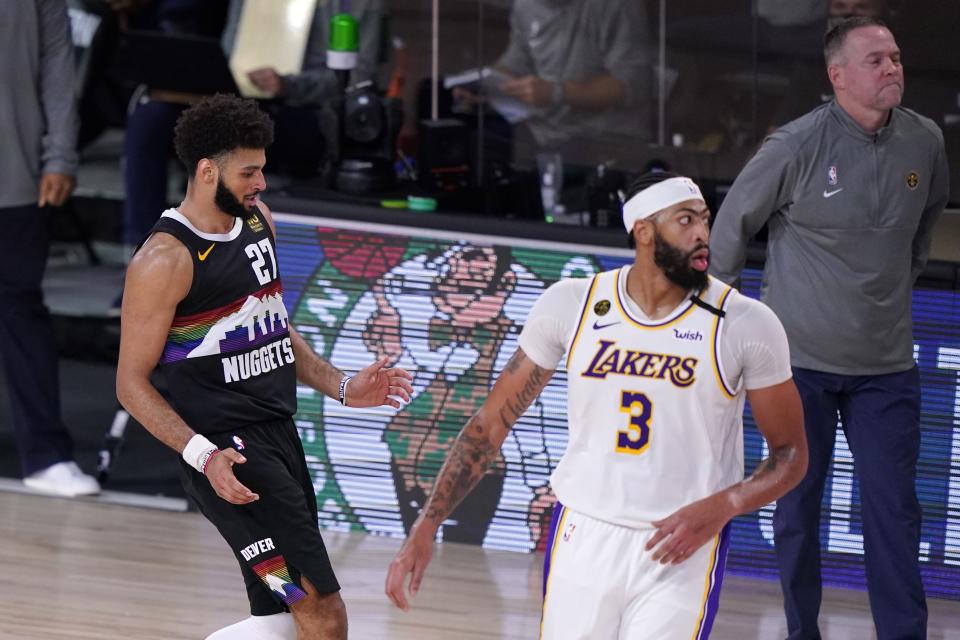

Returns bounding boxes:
[178,419,340,615]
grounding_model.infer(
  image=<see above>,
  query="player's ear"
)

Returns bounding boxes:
[197,158,218,185]
[634,219,655,246]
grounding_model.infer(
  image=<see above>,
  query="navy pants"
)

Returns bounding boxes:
[774,366,926,639]
[123,99,184,246]
[0,205,74,476]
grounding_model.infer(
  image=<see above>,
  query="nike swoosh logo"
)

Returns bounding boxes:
[822,188,843,198]
[593,320,620,330]
[197,243,215,261]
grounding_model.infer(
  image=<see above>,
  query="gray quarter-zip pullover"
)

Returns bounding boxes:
[0,0,78,208]
[710,100,949,375]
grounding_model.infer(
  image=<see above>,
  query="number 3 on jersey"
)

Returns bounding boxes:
[616,391,652,454]
[245,238,277,285]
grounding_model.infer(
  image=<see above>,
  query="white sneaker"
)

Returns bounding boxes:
[23,461,101,497]
[205,614,296,640]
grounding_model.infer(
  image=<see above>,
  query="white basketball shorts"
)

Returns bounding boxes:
[539,501,731,639]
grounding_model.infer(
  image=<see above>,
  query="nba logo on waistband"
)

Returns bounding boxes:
[562,522,576,542]
[232,435,245,451]
[827,165,838,186]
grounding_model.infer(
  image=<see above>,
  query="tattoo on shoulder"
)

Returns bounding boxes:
[500,362,550,429]
[504,350,526,374]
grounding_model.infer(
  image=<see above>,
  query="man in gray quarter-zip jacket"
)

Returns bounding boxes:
[0,1,100,497]
[710,17,948,640]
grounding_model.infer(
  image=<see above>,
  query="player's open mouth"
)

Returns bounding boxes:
[691,249,709,271]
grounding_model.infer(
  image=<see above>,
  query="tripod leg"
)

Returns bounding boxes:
[97,406,129,483]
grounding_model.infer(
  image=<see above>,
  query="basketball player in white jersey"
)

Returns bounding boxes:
[385,171,808,638]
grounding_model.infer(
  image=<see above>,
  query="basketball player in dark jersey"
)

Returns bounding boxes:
[116,94,413,640]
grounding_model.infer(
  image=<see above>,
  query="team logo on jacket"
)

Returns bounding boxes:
[827,165,838,186]
[594,300,611,316]
[906,171,920,190]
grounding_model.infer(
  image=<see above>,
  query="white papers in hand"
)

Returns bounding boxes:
[443,67,532,124]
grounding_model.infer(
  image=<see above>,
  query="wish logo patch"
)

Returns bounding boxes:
[673,327,703,342]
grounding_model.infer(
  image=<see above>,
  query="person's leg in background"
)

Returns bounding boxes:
[0,205,98,496]
[122,97,185,249]
[841,367,927,640]
[773,368,842,640]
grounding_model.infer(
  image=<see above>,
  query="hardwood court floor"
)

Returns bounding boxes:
[2,490,959,640]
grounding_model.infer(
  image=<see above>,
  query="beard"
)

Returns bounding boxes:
[215,178,258,220]
[653,230,709,291]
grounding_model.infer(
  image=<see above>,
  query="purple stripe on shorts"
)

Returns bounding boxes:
[542,500,566,598]
[696,522,732,639]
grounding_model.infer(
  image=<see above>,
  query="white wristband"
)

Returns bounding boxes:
[182,433,219,474]
[339,375,351,406]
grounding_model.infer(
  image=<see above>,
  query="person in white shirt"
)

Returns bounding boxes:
[384,171,809,639]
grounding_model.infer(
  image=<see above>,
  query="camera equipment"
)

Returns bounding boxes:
[320,82,403,193]
[416,118,470,192]
[320,13,401,193]
[586,163,626,227]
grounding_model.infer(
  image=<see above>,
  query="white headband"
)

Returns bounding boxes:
[622,177,704,231]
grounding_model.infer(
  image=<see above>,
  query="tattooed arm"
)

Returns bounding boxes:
[727,380,808,514]
[385,348,554,610]
[646,379,807,565]
[420,349,553,529]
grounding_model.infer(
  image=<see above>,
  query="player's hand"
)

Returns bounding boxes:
[38,172,76,207]
[645,493,735,565]
[500,75,554,107]
[346,356,414,409]
[385,527,435,611]
[205,448,260,504]
[247,67,285,97]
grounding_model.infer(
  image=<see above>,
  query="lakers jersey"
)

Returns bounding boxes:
[551,269,745,528]
[149,208,297,435]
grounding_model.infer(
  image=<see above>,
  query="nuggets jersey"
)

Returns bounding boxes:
[150,208,297,435]
[551,269,744,527]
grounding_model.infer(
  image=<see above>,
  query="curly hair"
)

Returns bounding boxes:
[173,94,274,176]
